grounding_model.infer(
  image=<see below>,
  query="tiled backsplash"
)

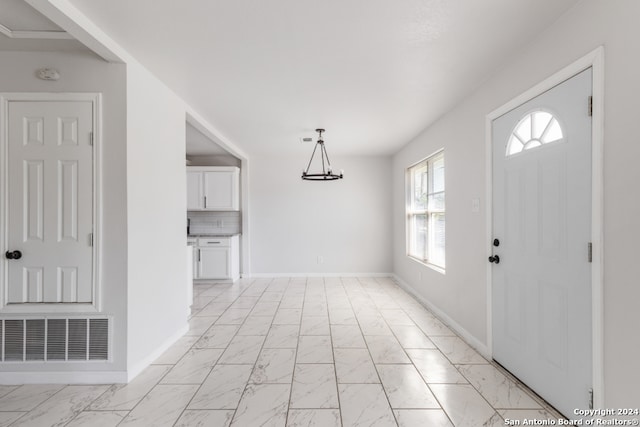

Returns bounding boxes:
[188,211,242,235]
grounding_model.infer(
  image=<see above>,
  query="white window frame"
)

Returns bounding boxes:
[406,150,445,271]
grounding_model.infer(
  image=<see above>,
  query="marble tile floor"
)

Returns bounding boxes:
[0,277,562,427]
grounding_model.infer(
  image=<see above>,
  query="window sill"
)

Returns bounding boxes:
[407,255,446,275]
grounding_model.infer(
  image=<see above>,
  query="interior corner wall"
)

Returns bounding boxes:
[0,50,128,374]
[392,0,640,407]
[125,61,188,374]
[250,153,392,275]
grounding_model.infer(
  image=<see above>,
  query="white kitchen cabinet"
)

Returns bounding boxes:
[186,171,204,210]
[193,235,240,281]
[199,248,230,278]
[186,167,239,211]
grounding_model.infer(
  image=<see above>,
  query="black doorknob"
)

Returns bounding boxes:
[488,255,500,264]
[5,250,22,260]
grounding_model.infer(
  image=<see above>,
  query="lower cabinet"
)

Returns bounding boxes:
[193,235,240,281]
[199,248,230,278]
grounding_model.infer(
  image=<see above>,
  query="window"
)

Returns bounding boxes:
[407,151,445,269]
[506,110,564,156]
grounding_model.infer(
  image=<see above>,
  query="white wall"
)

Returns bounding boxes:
[125,60,188,375]
[251,154,392,275]
[187,155,241,167]
[0,50,129,374]
[392,0,640,407]
[0,51,189,380]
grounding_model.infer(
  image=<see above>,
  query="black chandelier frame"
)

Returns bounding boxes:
[301,129,344,181]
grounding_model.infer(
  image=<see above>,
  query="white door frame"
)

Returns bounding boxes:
[185,111,251,278]
[0,92,103,314]
[485,46,604,407]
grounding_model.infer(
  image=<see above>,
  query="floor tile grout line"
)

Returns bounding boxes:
[356,277,404,426]
[380,278,558,422]
[323,277,344,427]
[5,411,28,427]
[382,276,535,425]
[370,277,454,422]
[13,383,112,427]
[171,277,258,426]
[7,276,564,427]
[227,276,295,425]
[281,275,308,419]
[371,276,457,427]
[284,276,307,427]
[217,277,267,423]
[458,361,560,421]
[489,360,566,418]
[2,383,66,415]
[0,386,20,401]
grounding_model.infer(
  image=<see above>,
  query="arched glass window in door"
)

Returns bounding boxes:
[506,110,564,156]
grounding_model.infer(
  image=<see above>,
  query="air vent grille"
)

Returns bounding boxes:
[25,319,45,361]
[1,318,109,362]
[68,319,87,360]
[89,319,109,360]
[47,319,66,360]
[4,320,23,361]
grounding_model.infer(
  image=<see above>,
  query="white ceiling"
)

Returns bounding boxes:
[60,0,581,156]
[186,122,236,157]
[1,0,61,30]
[0,0,88,51]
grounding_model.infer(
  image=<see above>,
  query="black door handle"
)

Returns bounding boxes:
[488,255,500,264]
[6,250,22,260]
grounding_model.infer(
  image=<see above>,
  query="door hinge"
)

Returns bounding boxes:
[588,388,594,409]
[588,242,593,263]
[89,131,94,146]
[89,233,94,247]
[588,96,593,117]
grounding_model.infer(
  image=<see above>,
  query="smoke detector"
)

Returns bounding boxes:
[36,68,60,81]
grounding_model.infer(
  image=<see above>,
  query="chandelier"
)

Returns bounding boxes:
[301,129,344,181]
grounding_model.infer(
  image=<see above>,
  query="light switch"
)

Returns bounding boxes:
[471,198,480,213]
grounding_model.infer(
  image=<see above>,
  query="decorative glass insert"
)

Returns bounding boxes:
[506,110,564,156]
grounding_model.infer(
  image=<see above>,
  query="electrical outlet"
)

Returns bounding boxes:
[317,256,324,264]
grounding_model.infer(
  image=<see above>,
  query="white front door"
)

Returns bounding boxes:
[5,100,94,304]
[491,69,592,416]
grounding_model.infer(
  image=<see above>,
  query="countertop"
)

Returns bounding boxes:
[188,233,242,238]
[188,234,241,246]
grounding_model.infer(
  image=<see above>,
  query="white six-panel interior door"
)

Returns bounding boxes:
[491,68,593,417]
[4,100,94,305]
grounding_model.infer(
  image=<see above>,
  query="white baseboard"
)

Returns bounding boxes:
[126,323,189,382]
[391,274,491,359]
[247,272,393,278]
[0,370,128,385]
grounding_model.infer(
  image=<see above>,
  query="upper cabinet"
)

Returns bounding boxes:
[187,166,239,211]
[186,170,204,209]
